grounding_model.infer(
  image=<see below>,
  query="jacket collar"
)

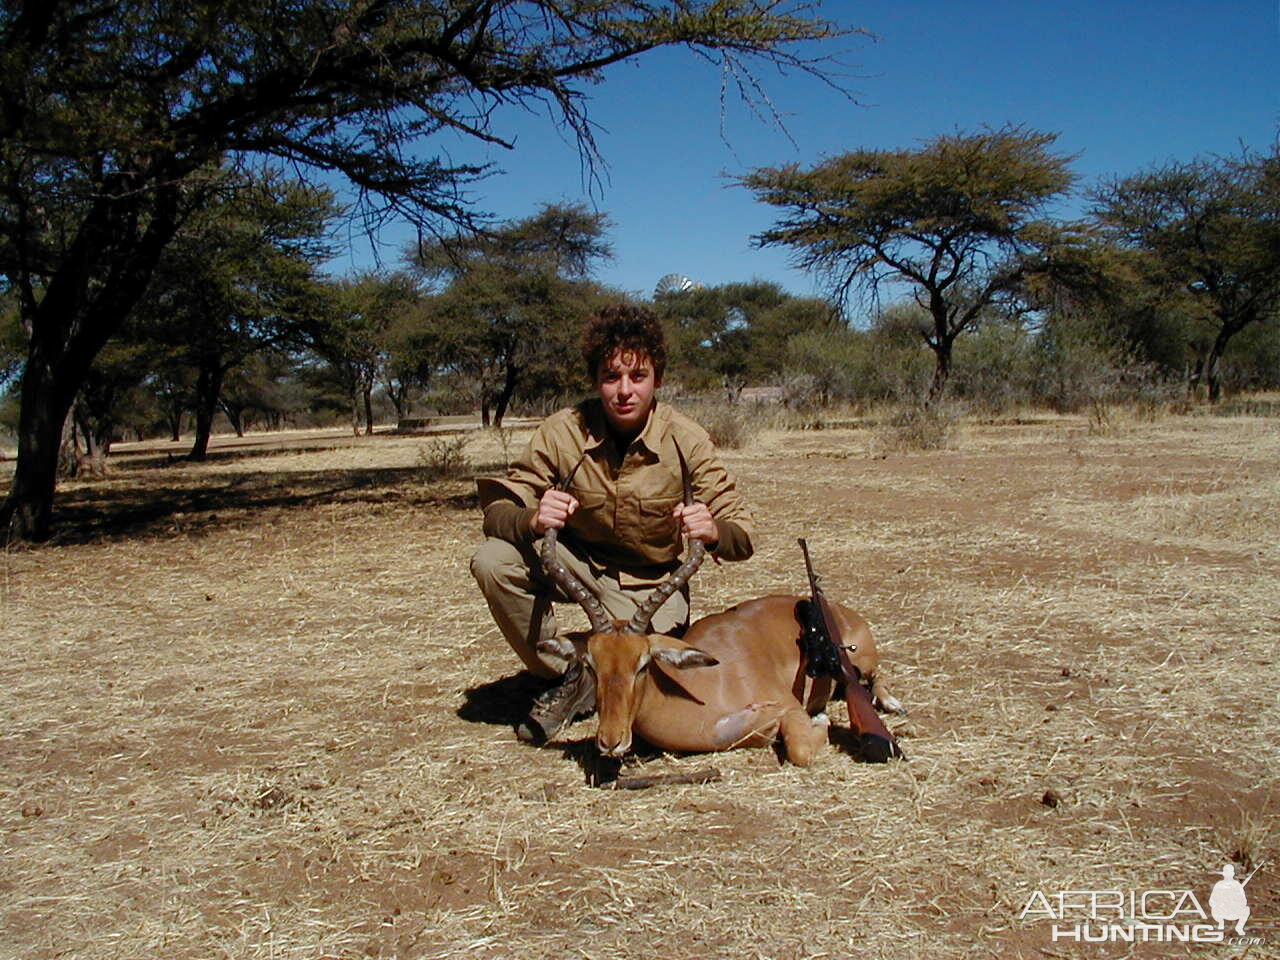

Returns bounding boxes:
[582,397,666,456]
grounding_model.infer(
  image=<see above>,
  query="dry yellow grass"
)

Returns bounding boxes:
[1,415,1277,958]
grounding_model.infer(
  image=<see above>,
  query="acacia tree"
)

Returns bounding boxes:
[131,175,337,460]
[739,127,1080,402]
[412,203,613,426]
[0,0,851,540]
[312,272,420,435]
[657,280,836,393]
[217,353,313,435]
[1090,148,1280,403]
[143,355,198,442]
[66,341,155,475]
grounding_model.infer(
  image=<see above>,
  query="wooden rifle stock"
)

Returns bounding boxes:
[798,539,903,762]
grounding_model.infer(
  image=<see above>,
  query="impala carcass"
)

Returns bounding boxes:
[535,524,905,765]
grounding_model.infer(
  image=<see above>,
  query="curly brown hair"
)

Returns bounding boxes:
[580,304,668,382]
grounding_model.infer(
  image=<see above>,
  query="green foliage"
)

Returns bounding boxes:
[779,302,940,412]
[311,271,421,433]
[0,290,23,390]
[125,170,341,455]
[864,303,937,402]
[408,203,613,426]
[1091,147,1280,402]
[741,126,1082,401]
[417,435,471,482]
[686,401,756,450]
[948,319,1038,416]
[876,402,960,452]
[69,339,157,464]
[0,394,15,444]
[658,281,838,392]
[780,324,867,409]
[218,352,314,435]
[1222,320,1280,393]
[1028,311,1172,416]
[2,0,851,263]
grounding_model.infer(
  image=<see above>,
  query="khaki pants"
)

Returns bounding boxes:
[470,536,690,678]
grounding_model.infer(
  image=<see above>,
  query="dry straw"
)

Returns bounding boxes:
[1,417,1277,958]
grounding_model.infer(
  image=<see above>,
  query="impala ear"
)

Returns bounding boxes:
[650,641,719,670]
[536,636,585,662]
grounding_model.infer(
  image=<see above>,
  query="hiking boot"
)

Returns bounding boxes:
[516,661,596,744]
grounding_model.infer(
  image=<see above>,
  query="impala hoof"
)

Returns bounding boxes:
[858,733,904,763]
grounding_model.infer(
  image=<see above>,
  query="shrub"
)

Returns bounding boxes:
[695,402,755,449]
[950,320,1038,416]
[417,435,471,481]
[875,401,960,452]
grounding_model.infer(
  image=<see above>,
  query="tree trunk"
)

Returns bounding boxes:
[1202,311,1257,405]
[0,184,180,540]
[384,378,408,420]
[1203,355,1222,405]
[492,362,520,429]
[221,400,246,437]
[62,412,85,479]
[3,342,87,540]
[72,403,110,476]
[349,385,361,436]
[926,340,953,406]
[362,383,375,435]
[188,360,226,461]
[924,298,954,406]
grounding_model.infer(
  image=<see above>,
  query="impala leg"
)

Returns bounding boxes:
[779,708,829,767]
[709,702,785,751]
[869,674,908,716]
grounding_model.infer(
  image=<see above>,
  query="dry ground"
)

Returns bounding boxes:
[1,413,1277,959]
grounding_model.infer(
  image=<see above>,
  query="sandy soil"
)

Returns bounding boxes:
[1,412,1277,958]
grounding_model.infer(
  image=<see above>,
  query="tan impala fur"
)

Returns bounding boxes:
[537,594,902,765]
[535,445,902,765]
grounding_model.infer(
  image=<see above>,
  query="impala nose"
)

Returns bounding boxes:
[597,735,630,757]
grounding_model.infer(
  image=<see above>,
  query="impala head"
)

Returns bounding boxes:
[538,630,717,756]
[538,442,712,756]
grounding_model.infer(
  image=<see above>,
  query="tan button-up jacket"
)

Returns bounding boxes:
[477,399,753,586]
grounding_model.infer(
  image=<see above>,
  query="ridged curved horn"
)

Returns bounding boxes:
[627,439,706,634]
[538,453,611,634]
[540,527,613,635]
[625,538,705,634]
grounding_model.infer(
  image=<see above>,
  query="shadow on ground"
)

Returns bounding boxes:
[43,464,478,546]
[457,672,555,728]
[458,673,634,786]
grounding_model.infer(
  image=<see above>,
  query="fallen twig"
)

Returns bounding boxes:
[603,766,722,790]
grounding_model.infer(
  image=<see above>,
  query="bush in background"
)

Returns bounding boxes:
[875,401,960,451]
[948,320,1038,416]
[417,435,471,481]
[678,398,764,449]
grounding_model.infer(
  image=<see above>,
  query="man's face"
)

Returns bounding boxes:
[595,348,660,437]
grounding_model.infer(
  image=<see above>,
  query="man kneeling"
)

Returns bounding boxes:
[470,304,754,742]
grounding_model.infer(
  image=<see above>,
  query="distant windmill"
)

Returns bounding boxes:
[654,273,694,298]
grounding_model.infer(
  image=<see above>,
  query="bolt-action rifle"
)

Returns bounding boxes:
[798,538,903,762]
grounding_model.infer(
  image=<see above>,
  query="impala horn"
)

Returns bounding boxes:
[539,454,613,635]
[626,440,706,634]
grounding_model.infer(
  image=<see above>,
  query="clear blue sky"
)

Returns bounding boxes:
[329,0,1279,307]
